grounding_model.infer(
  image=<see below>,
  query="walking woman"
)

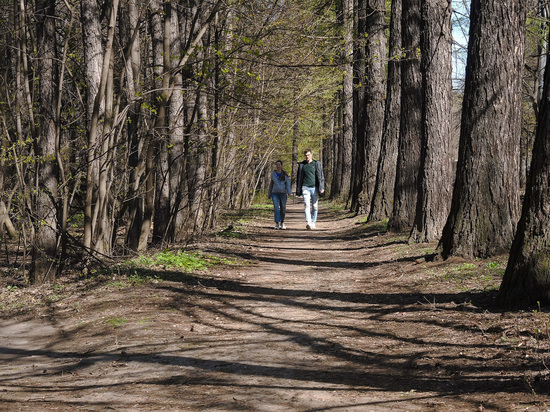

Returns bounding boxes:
[267,160,291,229]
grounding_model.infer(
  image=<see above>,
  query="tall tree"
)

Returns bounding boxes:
[409,0,454,242]
[388,0,422,231]
[332,0,353,201]
[369,0,402,222]
[351,0,387,215]
[82,0,119,255]
[121,0,145,251]
[291,117,299,191]
[151,0,172,246]
[32,0,59,284]
[81,0,105,253]
[438,0,526,259]
[496,20,550,307]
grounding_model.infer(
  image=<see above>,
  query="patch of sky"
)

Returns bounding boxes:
[452,0,470,90]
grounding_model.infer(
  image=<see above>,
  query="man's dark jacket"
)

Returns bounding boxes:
[296,160,325,197]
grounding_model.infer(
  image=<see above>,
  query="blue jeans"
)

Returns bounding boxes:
[302,186,318,223]
[272,193,288,223]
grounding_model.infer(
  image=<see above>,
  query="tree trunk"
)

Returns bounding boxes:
[330,93,343,198]
[389,0,422,231]
[187,73,209,234]
[333,0,353,201]
[32,0,58,285]
[81,0,104,251]
[0,201,17,239]
[291,117,299,193]
[438,0,526,259]
[83,0,119,253]
[167,7,185,241]
[497,19,550,307]
[322,111,334,193]
[152,0,172,246]
[351,0,387,215]
[122,0,144,251]
[369,0,402,223]
[409,0,454,243]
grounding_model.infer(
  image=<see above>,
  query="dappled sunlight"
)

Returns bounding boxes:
[0,203,548,410]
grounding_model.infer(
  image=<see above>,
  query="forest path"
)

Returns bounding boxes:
[0,201,548,411]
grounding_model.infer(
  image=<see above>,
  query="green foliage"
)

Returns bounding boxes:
[126,250,230,271]
[486,261,502,269]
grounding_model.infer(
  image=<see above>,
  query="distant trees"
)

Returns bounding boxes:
[0,0,341,283]
[1,0,548,308]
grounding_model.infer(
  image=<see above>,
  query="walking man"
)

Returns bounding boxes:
[296,149,325,229]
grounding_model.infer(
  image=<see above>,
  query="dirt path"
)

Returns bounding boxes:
[1,201,550,411]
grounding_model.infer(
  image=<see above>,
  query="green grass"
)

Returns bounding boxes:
[220,205,272,226]
[130,250,209,270]
[105,317,128,328]
[363,218,389,233]
[125,250,233,271]
[433,260,506,292]
[216,226,247,239]
[94,249,242,287]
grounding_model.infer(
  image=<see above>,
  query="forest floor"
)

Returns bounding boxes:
[1,200,550,411]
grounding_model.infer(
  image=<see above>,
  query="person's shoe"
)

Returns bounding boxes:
[310,222,316,229]
[275,223,280,229]
[281,223,286,230]
[306,223,311,230]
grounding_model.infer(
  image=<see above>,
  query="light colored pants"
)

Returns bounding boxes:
[272,193,287,223]
[302,186,318,223]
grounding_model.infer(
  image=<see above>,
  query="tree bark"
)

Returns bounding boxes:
[497,18,550,307]
[122,0,145,251]
[151,0,172,246]
[81,0,104,251]
[0,201,17,239]
[389,0,422,231]
[438,0,526,259]
[32,0,58,284]
[330,92,343,198]
[291,117,299,193]
[351,0,387,215]
[369,0,402,223]
[333,0,353,201]
[83,0,119,253]
[409,0,454,243]
[167,6,185,241]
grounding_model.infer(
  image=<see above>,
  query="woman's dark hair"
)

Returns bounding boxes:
[275,160,286,181]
